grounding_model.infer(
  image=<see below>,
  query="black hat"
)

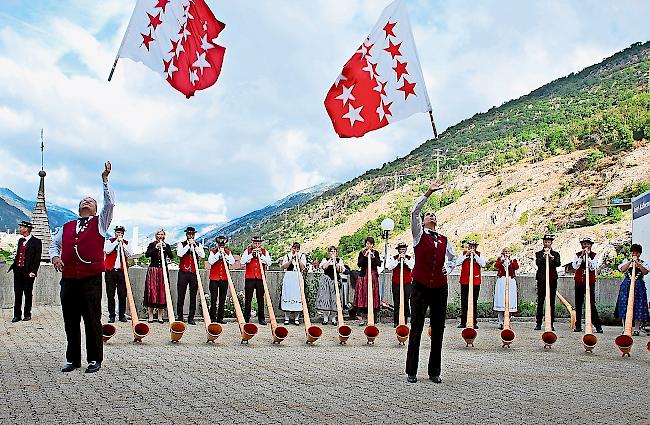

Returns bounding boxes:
[542,234,555,241]
[18,220,33,229]
[396,242,408,250]
[114,225,126,233]
[215,235,228,245]
[292,242,301,249]
[251,235,263,242]
[185,226,196,233]
[465,240,478,246]
[580,236,594,244]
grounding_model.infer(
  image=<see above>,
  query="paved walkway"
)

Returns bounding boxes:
[1,306,648,424]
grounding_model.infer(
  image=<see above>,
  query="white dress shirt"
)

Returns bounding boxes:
[104,239,134,270]
[208,249,235,266]
[455,251,487,268]
[385,255,415,270]
[176,241,205,259]
[572,253,600,271]
[282,253,307,270]
[411,195,456,274]
[240,248,272,267]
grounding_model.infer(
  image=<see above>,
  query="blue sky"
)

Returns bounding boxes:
[0,0,648,235]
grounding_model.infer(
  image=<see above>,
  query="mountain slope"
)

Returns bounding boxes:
[0,187,77,230]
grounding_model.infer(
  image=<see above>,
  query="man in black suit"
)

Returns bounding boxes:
[9,220,42,322]
[534,234,561,331]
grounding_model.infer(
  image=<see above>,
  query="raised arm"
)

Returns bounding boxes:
[98,161,114,236]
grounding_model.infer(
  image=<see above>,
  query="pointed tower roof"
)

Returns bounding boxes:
[31,170,52,262]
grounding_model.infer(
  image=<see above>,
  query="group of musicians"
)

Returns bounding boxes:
[9,165,649,380]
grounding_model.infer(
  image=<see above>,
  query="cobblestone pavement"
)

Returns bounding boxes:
[1,306,649,425]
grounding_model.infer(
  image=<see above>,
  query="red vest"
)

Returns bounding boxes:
[179,241,199,273]
[61,216,106,279]
[574,251,597,286]
[104,238,129,270]
[17,238,26,267]
[244,247,267,279]
[459,251,482,285]
[495,257,518,278]
[209,248,231,281]
[391,255,412,285]
[411,232,448,288]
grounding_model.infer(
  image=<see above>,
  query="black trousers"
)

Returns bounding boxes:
[392,283,412,325]
[405,282,448,377]
[575,283,602,328]
[13,269,35,318]
[536,279,557,326]
[60,274,103,364]
[244,278,265,323]
[105,269,127,319]
[209,280,228,322]
[177,270,198,321]
[459,284,480,327]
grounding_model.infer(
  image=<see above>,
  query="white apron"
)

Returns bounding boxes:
[281,271,303,311]
[493,276,517,312]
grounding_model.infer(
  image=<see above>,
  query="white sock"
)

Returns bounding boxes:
[497,311,504,325]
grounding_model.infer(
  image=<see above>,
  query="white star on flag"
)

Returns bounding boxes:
[189,69,199,85]
[335,84,356,105]
[193,51,211,74]
[342,104,364,126]
[200,34,214,51]
[167,60,178,79]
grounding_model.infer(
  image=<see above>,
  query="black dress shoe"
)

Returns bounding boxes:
[23,315,32,321]
[61,362,81,372]
[85,361,101,373]
[429,376,442,384]
[259,320,267,326]
[119,316,128,323]
[595,327,603,334]
[574,328,582,332]
[457,323,465,328]
[11,317,21,323]
[108,317,115,323]
[533,325,541,331]
[407,375,417,383]
[474,324,479,330]
[188,320,197,325]
[219,320,227,325]
[497,324,503,330]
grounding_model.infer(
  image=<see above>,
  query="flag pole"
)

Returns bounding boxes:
[428,111,438,139]
[108,55,120,82]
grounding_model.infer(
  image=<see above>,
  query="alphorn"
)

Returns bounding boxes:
[363,254,380,344]
[500,258,515,347]
[541,253,557,348]
[556,291,576,330]
[582,252,597,352]
[615,261,636,356]
[221,248,257,343]
[461,252,477,347]
[160,243,186,343]
[332,257,352,344]
[395,258,409,345]
[191,248,222,342]
[296,257,322,344]
[259,257,288,343]
[119,241,149,342]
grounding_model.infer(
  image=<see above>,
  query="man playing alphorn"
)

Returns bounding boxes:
[572,237,603,333]
[176,226,205,325]
[207,235,235,324]
[534,234,561,331]
[455,240,486,329]
[103,225,133,323]
[386,242,414,328]
[240,236,272,325]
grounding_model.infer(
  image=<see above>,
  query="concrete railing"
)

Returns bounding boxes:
[0,264,624,312]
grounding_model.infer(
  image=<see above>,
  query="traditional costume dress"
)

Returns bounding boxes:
[456,247,486,328]
[281,252,306,324]
[615,257,649,332]
[493,256,519,328]
[103,230,133,322]
[572,245,602,332]
[207,247,235,323]
[144,241,173,310]
[240,243,272,324]
[316,256,346,325]
[353,248,381,312]
[386,249,415,327]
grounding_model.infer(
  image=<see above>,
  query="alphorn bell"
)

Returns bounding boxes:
[221,248,257,343]
[191,248,222,342]
[461,252,477,347]
[259,257,288,343]
[332,257,352,344]
[395,258,409,345]
[364,254,380,344]
[582,251,597,352]
[500,258,515,348]
[541,253,557,348]
[556,291,577,330]
[160,243,186,343]
[615,262,636,357]
[296,257,322,344]
[119,241,149,342]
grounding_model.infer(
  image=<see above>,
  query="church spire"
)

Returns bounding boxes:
[30,129,52,262]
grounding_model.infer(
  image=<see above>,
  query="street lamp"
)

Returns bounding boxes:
[380,218,395,304]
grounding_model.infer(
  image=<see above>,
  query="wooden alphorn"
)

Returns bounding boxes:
[500,258,515,347]
[582,251,598,352]
[221,248,257,343]
[541,253,557,348]
[160,242,186,343]
[395,258,410,345]
[259,257,288,343]
[332,257,352,344]
[615,261,636,356]
[461,252,477,347]
[296,257,322,344]
[190,248,222,342]
[556,291,576,330]
[364,254,379,344]
[119,241,149,342]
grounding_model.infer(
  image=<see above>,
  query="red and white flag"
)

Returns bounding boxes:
[324,0,432,138]
[116,0,226,98]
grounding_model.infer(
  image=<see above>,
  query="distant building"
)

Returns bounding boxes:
[30,169,52,262]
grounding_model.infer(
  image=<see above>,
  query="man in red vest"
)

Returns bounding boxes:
[240,235,272,325]
[571,236,603,333]
[386,242,414,328]
[50,162,113,373]
[103,225,133,323]
[405,180,456,384]
[9,220,42,322]
[456,240,486,329]
[176,227,205,325]
[207,235,235,324]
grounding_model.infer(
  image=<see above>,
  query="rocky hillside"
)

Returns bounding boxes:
[226,41,650,271]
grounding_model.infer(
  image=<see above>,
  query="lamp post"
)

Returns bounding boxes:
[380,218,395,305]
